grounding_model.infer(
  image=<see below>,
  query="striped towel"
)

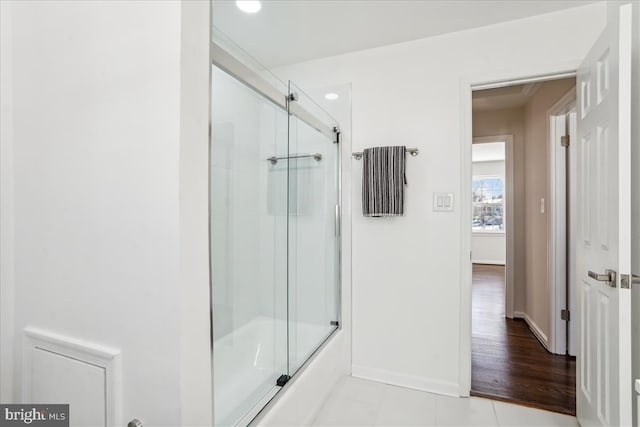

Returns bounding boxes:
[362,146,406,217]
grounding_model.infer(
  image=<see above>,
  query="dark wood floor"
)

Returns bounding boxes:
[471,264,576,415]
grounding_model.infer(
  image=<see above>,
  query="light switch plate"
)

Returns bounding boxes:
[433,192,454,212]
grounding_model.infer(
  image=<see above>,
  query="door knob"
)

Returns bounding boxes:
[588,269,616,287]
[621,273,640,289]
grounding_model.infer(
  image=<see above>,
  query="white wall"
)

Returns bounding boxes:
[0,0,16,405]
[179,1,214,424]
[4,1,212,425]
[276,3,606,396]
[471,160,506,265]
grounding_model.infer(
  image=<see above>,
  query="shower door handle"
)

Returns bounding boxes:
[335,204,341,237]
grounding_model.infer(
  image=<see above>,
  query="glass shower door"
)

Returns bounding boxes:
[209,63,341,426]
[210,65,288,426]
[286,82,340,375]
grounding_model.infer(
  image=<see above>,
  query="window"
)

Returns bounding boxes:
[472,141,505,233]
[472,176,504,232]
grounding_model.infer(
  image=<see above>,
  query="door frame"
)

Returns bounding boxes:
[471,135,515,319]
[459,64,580,396]
[547,89,577,356]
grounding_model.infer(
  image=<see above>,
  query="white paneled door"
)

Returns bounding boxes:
[576,3,634,427]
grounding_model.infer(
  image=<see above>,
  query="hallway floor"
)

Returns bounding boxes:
[471,264,576,415]
[311,375,578,426]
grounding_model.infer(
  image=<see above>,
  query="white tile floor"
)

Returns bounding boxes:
[312,376,579,427]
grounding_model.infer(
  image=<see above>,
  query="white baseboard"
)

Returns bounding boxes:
[472,260,506,265]
[513,311,549,350]
[351,365,459,397]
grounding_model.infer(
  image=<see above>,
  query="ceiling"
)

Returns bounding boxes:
[212,0,598,67]
[472,76,576,112]
[472,83,540,112]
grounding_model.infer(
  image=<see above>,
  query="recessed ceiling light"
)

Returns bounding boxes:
[324,93,339,101]
[236,1,261,13]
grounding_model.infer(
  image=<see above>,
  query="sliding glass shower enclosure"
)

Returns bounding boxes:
[210,48,341,426]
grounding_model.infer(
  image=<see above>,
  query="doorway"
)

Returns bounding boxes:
[469,77,577,415]
[471,137,514,318]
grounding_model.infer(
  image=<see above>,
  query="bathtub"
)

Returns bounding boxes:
[214,315,335,426]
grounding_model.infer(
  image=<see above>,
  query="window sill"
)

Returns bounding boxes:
[472,231,505,237]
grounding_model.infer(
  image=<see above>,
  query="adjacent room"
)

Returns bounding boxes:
[471,79,578,415]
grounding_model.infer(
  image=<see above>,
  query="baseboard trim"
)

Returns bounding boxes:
[351,365,459,397]
[471,260,506,265]
[513,311,549,350]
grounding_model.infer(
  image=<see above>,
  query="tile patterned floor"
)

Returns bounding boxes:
[312,376,579,427]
